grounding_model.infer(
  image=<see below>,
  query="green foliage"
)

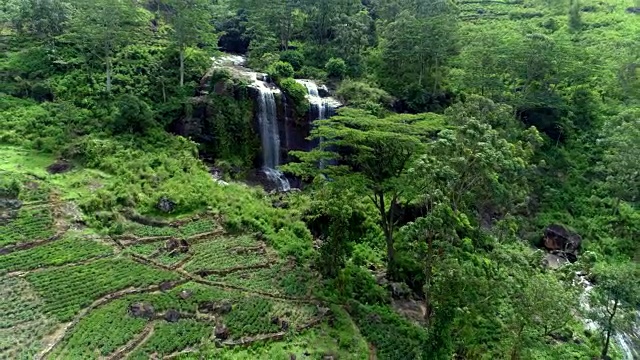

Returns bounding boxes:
[112,94,155,135]
[0,235,113,275]
[225,297,281,337]
[53,299,147,358]
[278,77,310,116]
[267,61,295,80]
[348,301,428,360]
[129,319,210,359]
[0,206,55,247]
[26,258,180,321]
[280,50,305,70]
[336,80,394,116]
[325,57,347,79]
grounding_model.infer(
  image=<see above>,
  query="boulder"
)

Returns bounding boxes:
[156,196,176,213]
[626,7,640,14]
[129,302,155,319]
[164,309,181,323]
[214,324,230,340]
[543,224,581,261]
[46,160,72,174]
[318,85,331,98]
[198,300,232,314]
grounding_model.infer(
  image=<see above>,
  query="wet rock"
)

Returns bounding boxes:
[214,324,230,340]
[129,302,155,319]
[543,224,581,262]
[156,196,176,213]
[164,309,181,323]
[318,85,331,98]
[46,160,72,174]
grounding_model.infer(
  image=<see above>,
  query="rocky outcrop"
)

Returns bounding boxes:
[543,224,581,261]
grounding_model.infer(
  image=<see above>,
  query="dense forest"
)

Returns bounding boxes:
[1,0,639,359]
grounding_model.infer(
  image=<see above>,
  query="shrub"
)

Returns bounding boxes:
[325,57,347,79]
[267,61,295,80]
[112,94,155,135]
[332,263,388,305]
[295,66,328,81]
[279,50,305,70]
[336,80,394,115]
[278,77,309,115]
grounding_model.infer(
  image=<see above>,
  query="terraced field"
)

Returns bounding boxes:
[0,171,334,359]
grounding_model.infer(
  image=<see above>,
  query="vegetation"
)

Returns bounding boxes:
[0,0,638,359]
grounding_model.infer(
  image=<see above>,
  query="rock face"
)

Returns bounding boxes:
[543,224,582,261]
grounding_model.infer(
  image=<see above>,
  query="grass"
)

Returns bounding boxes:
[25,258,181,322]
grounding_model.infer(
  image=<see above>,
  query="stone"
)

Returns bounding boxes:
[164,309,181,323]
[626,7,640,14]
[46,160,72,174]
[214,324,229,340]
[129,302,155,319]
[543,224,581,261]
[179,290,193,300]
[159,281,174,291]
[289,354,296,360]
[318,85,331,98]
[156,196,176,213]
[198,300,232,314]
[280,320,290,331]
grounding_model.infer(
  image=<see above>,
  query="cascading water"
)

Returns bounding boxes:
[254,82,290,192]
[296,80,340,168]
[577,274,640,360]
[296,80,335,122]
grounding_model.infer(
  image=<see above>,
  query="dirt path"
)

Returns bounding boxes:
[105,322,156,360]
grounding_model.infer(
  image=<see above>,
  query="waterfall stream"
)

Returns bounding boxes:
[254,82,290,192]
[578,274,640,359]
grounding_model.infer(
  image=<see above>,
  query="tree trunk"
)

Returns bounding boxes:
[424,233,434,327]
[106,56,112,93]
[377,192,395,273]
[601,299,618,359]
[179,48,185,87]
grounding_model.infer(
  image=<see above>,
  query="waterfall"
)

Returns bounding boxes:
[296,80,335,122]
[577,274,640,360]
[254,82,290,192]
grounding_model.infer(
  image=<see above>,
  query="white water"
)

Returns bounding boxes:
[577,274,639,360]
[295,79,339,121]
[254,82,290,192]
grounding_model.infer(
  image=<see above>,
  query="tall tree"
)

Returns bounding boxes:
[64,0,145,93]
[285,108,436,275]
[376,3,458,111]
[588,262,640,360]
[161,0,215,87]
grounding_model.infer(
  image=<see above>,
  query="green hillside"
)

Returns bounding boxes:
[1,0,638,359]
